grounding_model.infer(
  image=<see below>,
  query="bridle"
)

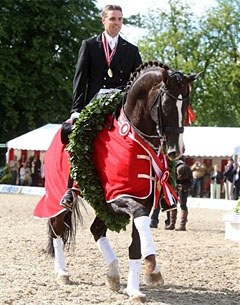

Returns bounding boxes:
[154,83,190,138]
[122,73,190,151]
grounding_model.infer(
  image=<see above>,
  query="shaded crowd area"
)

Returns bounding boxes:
[0,154,44,187]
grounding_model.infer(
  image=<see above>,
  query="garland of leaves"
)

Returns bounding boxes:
[67,90,177,232]
[67,91,130,232]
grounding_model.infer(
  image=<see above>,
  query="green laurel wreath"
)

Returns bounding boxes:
[67,91,130,232]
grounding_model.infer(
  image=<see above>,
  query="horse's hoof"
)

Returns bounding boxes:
[123,289,146,303]
[130,294,146,303]
[56,272,72,285]
[144,265,164,287]
[106,259,120,291]
[106,274,120,291]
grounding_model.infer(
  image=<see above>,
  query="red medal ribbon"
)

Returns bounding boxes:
[102,33,117,68]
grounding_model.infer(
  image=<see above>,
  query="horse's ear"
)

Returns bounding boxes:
[188,71,202,82]
[162,69,169,84]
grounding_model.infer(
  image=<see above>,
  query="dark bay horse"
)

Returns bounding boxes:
[35,61,200,302]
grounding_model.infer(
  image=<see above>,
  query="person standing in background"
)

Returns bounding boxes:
[19,162,32,186]
[150,159,193,231]
[233,155,240,200]
[191,159,206,198]
[9,155,19,185]
[210,164,223,199]
[31,155,41,186]
[223,157,234,200]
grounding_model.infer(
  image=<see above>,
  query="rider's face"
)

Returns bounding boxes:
[102,10,123,37]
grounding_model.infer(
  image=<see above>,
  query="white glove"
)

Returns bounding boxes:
[70,112,80,122]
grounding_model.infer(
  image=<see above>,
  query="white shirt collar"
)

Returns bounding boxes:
[104,32,119,49]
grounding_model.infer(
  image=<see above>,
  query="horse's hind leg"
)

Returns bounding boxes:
[48,213,71,285]
[90,217,120,291]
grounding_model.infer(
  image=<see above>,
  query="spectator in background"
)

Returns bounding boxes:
[31,155,41,186]
[9,155,19,185]
[150,159,192,231]
[19,162,32,186]
[223,157,234,200]
[18,155,26,170]
[202,160,212,198]
[233,155,240,200]
[191,159,206,198]
[166,160,193,231]
[210,164,223,199]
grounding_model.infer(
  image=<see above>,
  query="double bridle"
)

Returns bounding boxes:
[122,78,190,151]
[154,84,190,137]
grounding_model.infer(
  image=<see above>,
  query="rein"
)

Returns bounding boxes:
[120,106,161,152]
[155,86,186,137]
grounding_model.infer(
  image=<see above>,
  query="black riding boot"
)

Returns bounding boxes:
[60,188,79,210]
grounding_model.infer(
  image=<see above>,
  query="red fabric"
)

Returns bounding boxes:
[33,128,70,218]
[34,113,178,218]
[9,148,14,161]
[93,115,153,201]
[185,105,195,125]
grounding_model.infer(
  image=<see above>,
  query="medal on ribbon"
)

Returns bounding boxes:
[102,33,117,78]
[107,68,113,78]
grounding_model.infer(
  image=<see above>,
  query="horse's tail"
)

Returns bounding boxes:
[46,197,85,257]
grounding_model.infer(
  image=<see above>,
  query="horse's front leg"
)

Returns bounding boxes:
[133,216,164,287]
[125,222,146,302]
[90,216,120,291]
[48,212,71,285]
[111,198,164,301]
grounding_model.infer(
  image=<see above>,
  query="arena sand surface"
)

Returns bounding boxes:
[0,193,239,305]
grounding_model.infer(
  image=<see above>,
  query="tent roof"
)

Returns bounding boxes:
[6,124,240,157]
[7,123,61,151]
[184,126,240,157]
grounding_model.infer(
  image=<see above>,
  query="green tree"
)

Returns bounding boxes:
[138,0,240,126]
[0,0,101,143]
[196,0,240,126]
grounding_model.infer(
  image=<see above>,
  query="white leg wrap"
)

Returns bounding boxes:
[126,259,142,293]
[53,237,66,274]
[108,259,119,278]
[96,236,117,265]
[134,216,156,258]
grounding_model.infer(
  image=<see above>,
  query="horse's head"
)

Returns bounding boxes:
[155,68,201,159]
[124,62,200,159]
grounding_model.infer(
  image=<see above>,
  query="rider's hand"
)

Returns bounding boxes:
[70,112,80,123]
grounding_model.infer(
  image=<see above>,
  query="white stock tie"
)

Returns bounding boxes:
[109,39,115,50]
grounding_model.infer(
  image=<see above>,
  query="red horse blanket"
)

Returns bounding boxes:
[93,115,153,202]
[34,112,176,219]
[33,129,70,218]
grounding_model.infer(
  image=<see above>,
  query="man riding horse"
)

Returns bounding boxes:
[60,4,142,209]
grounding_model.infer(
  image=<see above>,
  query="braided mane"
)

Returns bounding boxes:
[125,61,170,92]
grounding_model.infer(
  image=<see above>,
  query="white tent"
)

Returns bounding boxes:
[234,145,240,155]
[6,123,61,163]
[7,123,61,151]
[6,124,240,160]
[184,126,240,157]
